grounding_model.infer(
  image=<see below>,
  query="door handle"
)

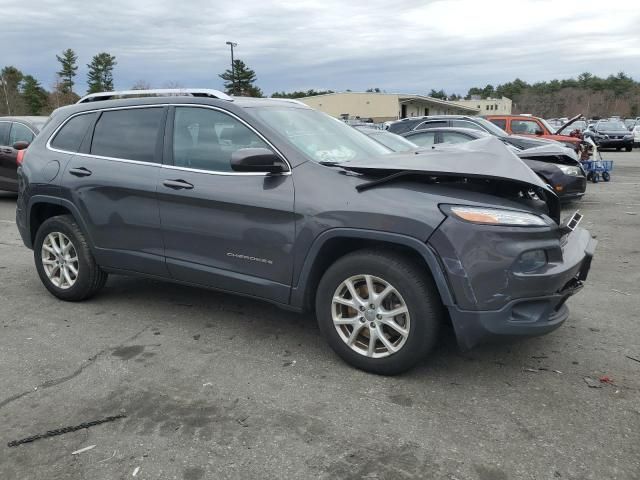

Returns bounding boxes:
[69,167,92,177]
[163,179,194,190]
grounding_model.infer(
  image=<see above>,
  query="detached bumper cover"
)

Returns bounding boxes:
[435,226,596,350]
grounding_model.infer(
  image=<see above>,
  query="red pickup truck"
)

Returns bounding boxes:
[485,114,582,151]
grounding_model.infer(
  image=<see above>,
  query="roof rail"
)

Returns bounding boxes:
[76,88,233,104]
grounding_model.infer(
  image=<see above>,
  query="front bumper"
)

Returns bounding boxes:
[596,138,633,148]
[430,221,596,350]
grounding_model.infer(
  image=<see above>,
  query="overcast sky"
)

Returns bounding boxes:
[3,0,640,96]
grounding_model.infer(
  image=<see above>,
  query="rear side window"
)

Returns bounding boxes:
[9,123,34,144]
[387,121,418,134]
[51,113,97,152]
[415,121,447,131]
[91,108,164,163]
[488,118,507,131]
[0,122,10,145]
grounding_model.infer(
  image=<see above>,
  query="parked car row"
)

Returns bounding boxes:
[11,89,597,375]
[0,116,48,192]
[383,115,588,201]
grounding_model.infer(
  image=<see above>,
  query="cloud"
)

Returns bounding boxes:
[2,0,639,95]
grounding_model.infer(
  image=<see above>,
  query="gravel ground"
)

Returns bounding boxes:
[0,151,638,480]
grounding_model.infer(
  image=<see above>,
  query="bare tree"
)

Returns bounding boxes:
[162,81,184,89]
[131,80,151,90]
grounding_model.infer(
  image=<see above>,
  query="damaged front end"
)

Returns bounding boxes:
[334,137,596,350]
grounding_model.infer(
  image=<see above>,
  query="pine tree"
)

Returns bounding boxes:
[56,48,78,94]
[219,59,262,97]
[21,75,48,115]
[86,53,117,94]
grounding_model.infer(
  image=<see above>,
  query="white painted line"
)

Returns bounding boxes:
[71,444,96,455]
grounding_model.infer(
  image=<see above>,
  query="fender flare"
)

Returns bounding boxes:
[289,228,455,309]
[26,195,95,250]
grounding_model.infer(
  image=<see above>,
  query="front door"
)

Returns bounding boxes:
[62,106,168,276]
[158,106,295,304]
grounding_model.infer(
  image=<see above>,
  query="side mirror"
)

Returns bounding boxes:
[535,129,544,136]
[13,141,30,150]
[231,148,287,174]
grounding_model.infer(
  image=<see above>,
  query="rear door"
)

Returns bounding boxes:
[158,105,295,304]
[61,106,168,276]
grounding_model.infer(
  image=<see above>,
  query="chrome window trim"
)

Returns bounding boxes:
[45,103,292,176]
[161,164,291,177]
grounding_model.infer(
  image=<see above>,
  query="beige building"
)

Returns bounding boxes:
[299,92,479,123]
[453,96,512,115]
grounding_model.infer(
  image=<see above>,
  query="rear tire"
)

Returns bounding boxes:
[315,249,443,375]
[602,171,611,182]
[34,215,107,301]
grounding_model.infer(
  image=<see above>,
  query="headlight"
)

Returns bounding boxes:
[444,206,548,226]
[557,165,582,176]
[624,134,633,139]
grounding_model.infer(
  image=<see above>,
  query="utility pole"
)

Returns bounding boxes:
[225,41,237,95]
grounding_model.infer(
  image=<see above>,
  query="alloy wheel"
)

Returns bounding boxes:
[41,232,79,289]
[331,274,411,358]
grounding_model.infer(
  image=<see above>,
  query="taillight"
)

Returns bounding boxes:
[16,149,26,166]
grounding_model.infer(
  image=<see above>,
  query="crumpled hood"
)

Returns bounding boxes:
[338,136,552,193]
[515,143,580,165]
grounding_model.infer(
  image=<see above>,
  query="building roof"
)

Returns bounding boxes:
[300,92,479,114]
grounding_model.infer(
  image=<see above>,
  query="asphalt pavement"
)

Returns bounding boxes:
[0,151,638,480]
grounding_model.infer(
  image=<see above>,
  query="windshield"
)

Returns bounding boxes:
[597,121,627,130]
[475,117,509,137]
[247,107,391,163]
[366,130,417,152]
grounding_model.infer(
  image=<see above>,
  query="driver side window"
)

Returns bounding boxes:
[409,131,436,147]
[173,107,268,172]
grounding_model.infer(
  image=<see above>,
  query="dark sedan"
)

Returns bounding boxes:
[0,116,48,192]
[583,120,634,151]
[386,114,566,151]
[401,127,587,201]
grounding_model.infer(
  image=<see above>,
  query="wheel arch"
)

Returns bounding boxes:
[27,196,93,250]
[290,228,455,312]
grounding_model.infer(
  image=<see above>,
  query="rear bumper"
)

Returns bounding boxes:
[445,229,596,350]
[558,175,587,200]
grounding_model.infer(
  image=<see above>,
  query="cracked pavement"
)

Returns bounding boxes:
[0,152,639,479]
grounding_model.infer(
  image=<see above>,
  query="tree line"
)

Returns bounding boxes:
[3,51,639,119]
[0,49,117,116]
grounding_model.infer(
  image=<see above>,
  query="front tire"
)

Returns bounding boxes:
[34,215,107,301]
[315,249,443,375]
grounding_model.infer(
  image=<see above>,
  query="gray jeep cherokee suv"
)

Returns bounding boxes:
[16,89,596,375]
